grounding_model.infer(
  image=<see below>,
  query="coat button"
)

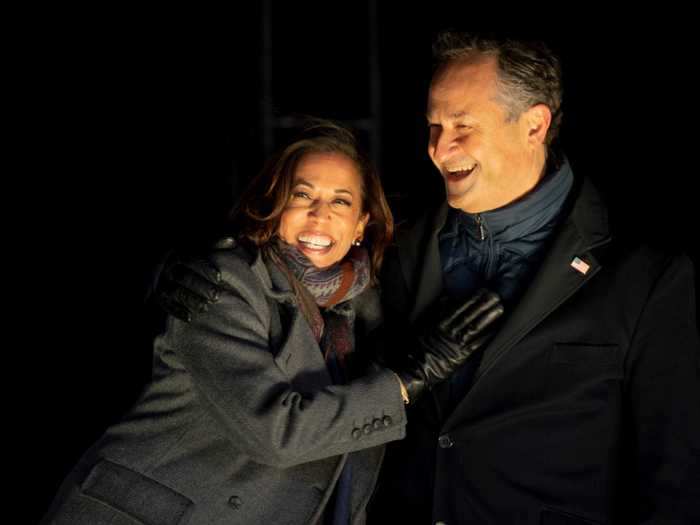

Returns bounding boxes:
[363,424,372,435]
[372,418,383,431]
[228,495,242,509]
[351,428,362,440]
[438,434,454,448]
[382,415,392,427]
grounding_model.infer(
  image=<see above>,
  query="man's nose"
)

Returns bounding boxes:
[431,129,460,163]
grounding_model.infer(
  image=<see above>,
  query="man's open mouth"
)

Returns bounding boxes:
[445,164,477,182]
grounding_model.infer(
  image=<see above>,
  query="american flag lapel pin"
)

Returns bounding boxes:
[571,256,590,275]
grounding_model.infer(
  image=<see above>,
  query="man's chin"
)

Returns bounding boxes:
[446,189,471,211]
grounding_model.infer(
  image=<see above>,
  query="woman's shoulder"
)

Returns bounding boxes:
[207,236,256,264]
[204,237,270,295]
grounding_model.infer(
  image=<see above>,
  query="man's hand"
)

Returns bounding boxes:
[393,289,504,404]
[154,250,225,323]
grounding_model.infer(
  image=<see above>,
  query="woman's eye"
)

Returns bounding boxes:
[293,191,311,199]
[333,199,351,206]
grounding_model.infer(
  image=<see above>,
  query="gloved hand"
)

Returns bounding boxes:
[392,289,504,404]
[153,240,230,322]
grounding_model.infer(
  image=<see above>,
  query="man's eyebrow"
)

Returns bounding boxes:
[426,110,472,121]
[294,179,354,197]
[449,111,469,120]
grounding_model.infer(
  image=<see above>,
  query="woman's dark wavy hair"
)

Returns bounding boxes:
[231,118,393,284]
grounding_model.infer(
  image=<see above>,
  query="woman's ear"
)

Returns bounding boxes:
[355,212,370,241]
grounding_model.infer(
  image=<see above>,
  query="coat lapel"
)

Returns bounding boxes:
[402,202,450,323]
[255,249,334,387]
[443,176,612,429]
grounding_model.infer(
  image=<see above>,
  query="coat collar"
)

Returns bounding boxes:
[246,244,298,305]
[443,158,574,244]
[402,165,611,323]
[212,237,296,303]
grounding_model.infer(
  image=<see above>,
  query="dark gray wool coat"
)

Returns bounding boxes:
[43,242,407,525]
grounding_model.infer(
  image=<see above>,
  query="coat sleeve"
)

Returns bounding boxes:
[623,254,700,523]
[161,250,407,469]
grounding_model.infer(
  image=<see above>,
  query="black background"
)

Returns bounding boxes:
[30,5,698,521]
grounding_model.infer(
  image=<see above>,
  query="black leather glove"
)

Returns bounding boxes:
[153,245,227,323]
[392,289,504,404]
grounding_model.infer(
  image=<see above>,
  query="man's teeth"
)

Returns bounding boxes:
[447,165,476,174]
[298,234,333,247]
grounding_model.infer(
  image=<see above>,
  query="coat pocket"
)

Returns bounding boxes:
[81,459,193,525]
[547,343,623,407]
[551,342,622,379]
[541,506,601,524]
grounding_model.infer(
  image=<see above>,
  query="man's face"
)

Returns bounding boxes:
[427,56,544,213]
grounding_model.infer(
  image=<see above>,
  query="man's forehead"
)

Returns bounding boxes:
[426,84,484,120]
[427,57,500,116]
[432,54,498,86]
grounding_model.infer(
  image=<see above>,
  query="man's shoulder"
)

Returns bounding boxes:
[393,200,448,244]
[598,233,696,292]
[627,243,695,283]
[562,172,694,281]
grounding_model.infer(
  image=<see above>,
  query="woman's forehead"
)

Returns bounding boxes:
[294,152,362,192]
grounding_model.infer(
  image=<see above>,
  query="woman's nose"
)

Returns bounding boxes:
[308,199,331,219]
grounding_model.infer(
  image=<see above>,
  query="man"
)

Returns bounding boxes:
[356,32,700,524]
[158,32,700,524]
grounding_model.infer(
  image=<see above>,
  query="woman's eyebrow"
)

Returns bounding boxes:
[295,178,353,197]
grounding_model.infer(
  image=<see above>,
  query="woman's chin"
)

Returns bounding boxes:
[309,256,342,269]
[302,248,344,269]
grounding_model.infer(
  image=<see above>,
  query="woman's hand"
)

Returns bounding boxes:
[392,289,505,404]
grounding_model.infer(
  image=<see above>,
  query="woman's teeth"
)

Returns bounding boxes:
[298,234,333,248]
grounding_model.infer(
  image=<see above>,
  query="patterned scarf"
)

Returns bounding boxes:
[264,238,370,371]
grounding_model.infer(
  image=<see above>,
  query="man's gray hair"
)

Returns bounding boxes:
[433,31,563,148]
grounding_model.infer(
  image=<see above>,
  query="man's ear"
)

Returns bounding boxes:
[524,103,552,147]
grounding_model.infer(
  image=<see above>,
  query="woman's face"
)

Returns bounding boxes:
[278,152,369,268]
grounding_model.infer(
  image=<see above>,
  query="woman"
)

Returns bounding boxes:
[43,120,503,524]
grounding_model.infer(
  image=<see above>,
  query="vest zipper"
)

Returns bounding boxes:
[475,214,486,241]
